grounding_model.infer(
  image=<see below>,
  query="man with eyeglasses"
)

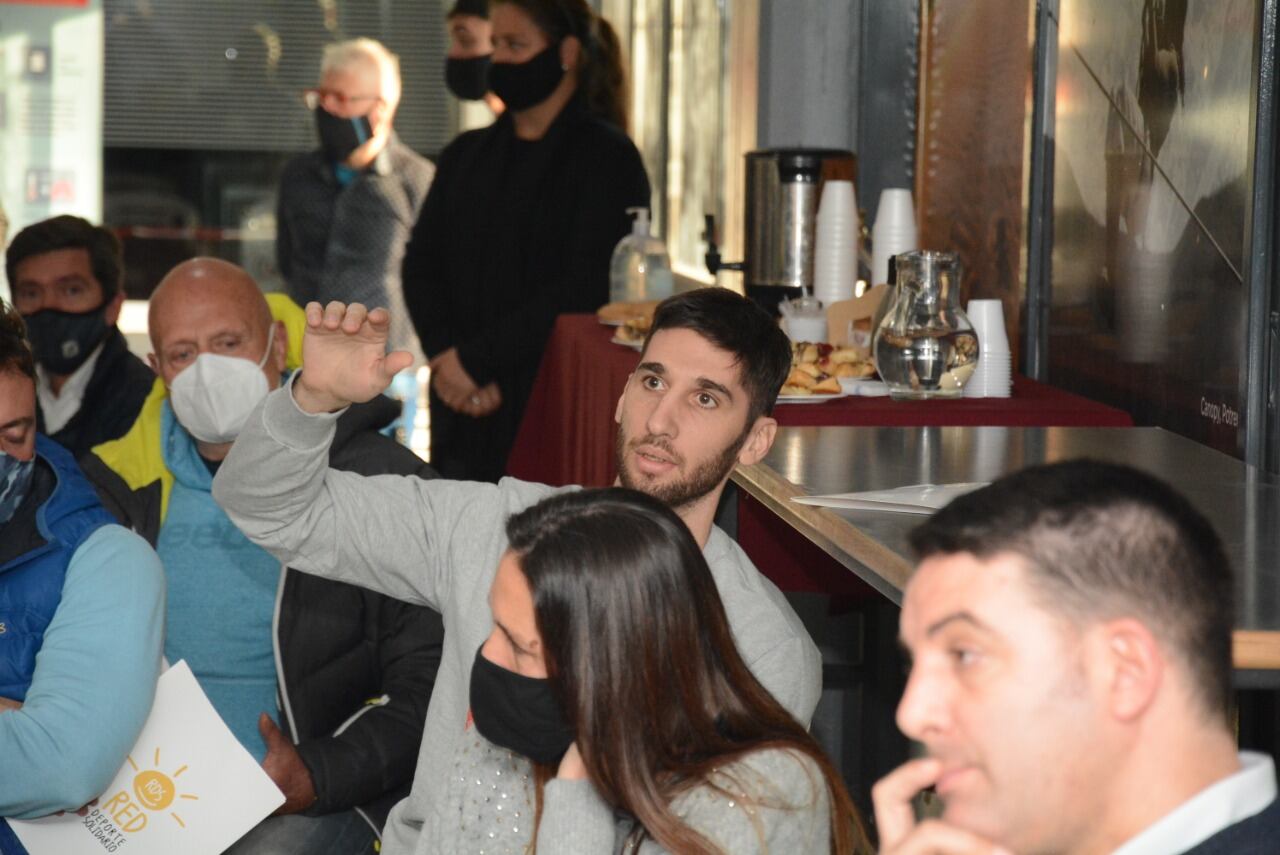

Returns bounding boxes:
[276,38,434,368]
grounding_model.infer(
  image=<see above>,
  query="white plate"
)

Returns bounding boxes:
[610,334,643,351]
[776,391,846,404]
[598,316,628,326]
[838,378,890,397]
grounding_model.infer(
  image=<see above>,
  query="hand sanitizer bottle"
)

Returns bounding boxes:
[609,207,674,304]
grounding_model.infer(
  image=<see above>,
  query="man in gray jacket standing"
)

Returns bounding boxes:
[213,289,821,855]
[277,37,433,366]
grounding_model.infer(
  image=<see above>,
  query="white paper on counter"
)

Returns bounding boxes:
[10,660,284,855]
[792,482,988,514]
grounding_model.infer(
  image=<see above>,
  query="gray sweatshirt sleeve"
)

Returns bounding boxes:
[212,378,494,611]
[751,634,823,730]
[535,749,831,855]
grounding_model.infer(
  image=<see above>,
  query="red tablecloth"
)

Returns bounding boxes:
[507,314,1134,487]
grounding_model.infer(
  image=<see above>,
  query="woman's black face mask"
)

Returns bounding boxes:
[445,54,492,101]
[469,644,575,766]
[487,44,564,112]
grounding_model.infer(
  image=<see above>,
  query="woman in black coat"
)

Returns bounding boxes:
[403,0,650,482]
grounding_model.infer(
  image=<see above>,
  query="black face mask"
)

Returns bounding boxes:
[314,106,373,164]
[445,54,492,101]
[22,305,110,375]
[487,44,565,112]
[469,645,575,766]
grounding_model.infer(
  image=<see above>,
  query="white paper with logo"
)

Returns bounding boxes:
[9,660,284,855]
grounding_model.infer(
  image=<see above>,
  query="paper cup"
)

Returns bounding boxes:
[875,188,916,228]
[966,299,1010,354]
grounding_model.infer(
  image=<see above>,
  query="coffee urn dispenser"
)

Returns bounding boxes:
[705,147,857,314]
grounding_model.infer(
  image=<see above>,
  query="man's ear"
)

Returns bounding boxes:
[271,320,288,373]
[104,291,126,327]
[1086,618,1164,723]
[736,416,777,466]
[614,378,630,425]
[146,351,161,378]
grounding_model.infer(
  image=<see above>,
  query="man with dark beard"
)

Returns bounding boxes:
[212,288,821,855]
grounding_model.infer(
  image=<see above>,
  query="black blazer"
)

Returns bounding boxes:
[81,395,445,831]
[402,95,650,480]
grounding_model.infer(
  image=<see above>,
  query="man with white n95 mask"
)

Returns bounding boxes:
[80,258,444,855]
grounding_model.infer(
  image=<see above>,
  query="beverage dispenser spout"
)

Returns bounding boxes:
[703,213,743,276]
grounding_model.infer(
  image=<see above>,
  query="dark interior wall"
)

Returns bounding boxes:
[756,0,919,226]
[854,0,921,223]
[916,0,1032,366]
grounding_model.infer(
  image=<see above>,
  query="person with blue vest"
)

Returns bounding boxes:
[0,299,165,854]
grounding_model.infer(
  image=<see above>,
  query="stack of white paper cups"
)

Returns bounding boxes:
[813,180,858,305]
[871,189,918,287]
[964,299,1012,398]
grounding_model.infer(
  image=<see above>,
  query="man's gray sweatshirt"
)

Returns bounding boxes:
[213,384,823,855]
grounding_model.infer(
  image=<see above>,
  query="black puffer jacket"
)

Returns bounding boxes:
[81,394,444,832]
[38,327,153,460]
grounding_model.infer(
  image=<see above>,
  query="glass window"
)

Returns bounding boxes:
[605,0,756,284]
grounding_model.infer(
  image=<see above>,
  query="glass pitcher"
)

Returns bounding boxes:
[872,250,978,400]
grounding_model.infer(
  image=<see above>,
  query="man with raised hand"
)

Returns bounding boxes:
[876,460,1277,855]
[212,290,821,854]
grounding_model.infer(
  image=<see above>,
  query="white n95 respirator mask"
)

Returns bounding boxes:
[168,326,276,444]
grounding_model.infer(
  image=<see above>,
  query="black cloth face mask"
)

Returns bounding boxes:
[22,305,109,375]
[469,644,575,766]
[445,54,492,101]
[487,44,565,112]
[314,106,373,164]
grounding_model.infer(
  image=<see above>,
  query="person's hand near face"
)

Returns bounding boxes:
[873,758,1010,855]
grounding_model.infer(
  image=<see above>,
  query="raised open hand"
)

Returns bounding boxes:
[294,301,414,413]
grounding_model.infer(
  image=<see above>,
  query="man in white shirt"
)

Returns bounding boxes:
[5,216,152,459]
[875,460,1278,855]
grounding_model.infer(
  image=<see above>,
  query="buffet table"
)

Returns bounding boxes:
[507,313,1134,486]
[733,425,1280,677]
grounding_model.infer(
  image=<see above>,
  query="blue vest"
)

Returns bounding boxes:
[0,436,115,701]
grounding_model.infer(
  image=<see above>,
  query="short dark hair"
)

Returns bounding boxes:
[909,459,1235,722]
[447,0,488,18]
[5,215,124,300]
[645,288,791,427]
[0,299,36,381]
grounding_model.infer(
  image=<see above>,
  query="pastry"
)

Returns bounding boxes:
[597,300,658,325]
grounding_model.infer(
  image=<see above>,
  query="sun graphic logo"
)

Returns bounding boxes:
[100,747,200,833]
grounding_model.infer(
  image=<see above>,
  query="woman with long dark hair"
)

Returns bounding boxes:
[402,0,650,482]
[461,488,867,854]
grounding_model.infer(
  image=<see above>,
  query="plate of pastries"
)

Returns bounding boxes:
[778,342,877,402]
[610,315,650,350]
[599,301,656,350]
